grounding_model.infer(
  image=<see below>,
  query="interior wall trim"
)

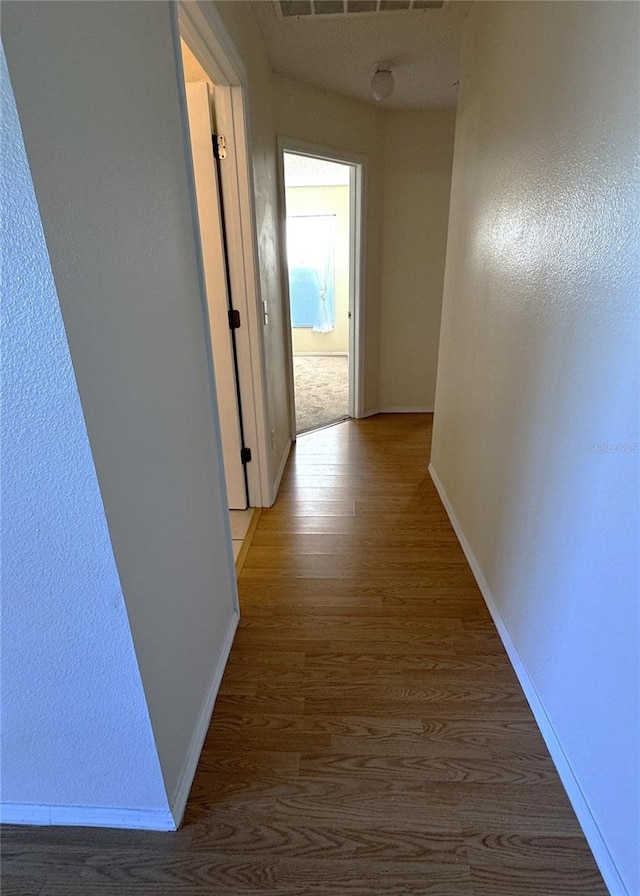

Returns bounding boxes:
[1,610,242,832]
[178,0,272,507]
[277,136,368,427]
[377,407,434,414]
[168,610,240,827]
[428,461,630,896]
[0,804,175,832]
[271,437,293,507]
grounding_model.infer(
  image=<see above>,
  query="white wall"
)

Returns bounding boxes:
[380,110,455,411]
[2,1,239,824]
[272,76,457,417]
[208,6,457,430]
[0,45,170,828]
[273,74,386,416]
[431,4,639,893]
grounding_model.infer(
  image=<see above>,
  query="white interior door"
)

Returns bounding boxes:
[185,81,246,509]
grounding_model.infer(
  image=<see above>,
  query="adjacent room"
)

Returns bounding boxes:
[284,151,355,433]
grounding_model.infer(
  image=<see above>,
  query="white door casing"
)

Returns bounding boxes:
[277,137,367,443]
[185,81,246,509]
[178,1,272,507]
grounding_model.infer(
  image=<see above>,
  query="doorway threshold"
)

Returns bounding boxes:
[297,415,351,437]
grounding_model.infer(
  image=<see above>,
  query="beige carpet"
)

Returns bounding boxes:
[293,354,349,433]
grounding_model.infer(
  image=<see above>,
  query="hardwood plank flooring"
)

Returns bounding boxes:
[1,414,608,895]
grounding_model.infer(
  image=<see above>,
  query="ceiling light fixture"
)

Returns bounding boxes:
[370,62,394,102]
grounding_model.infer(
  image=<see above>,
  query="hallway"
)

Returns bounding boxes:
[2,416,607,895]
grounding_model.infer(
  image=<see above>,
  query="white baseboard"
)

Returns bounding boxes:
[378,407,434,414]
[428,462,629,896]
[293,351,348,357]
[359,408,434,419]
[1,610,241,834]
[0,803,176,831]
[271,437,292,506]
[169,609,240,827]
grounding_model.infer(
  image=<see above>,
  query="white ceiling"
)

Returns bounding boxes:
[249,0,471,109]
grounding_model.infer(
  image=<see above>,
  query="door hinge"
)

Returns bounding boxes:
[214,134,227,160]
[241,446,252,464]
[229,308,241,329]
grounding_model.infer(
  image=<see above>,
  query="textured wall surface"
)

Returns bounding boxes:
[0,46,168,816]
[431,3,639,892]
[3,2,238,818]
[379,109,456,411]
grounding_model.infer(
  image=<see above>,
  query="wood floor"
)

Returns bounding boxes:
[2,415,608,895]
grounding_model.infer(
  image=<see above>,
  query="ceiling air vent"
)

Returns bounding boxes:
[277,0,444,19]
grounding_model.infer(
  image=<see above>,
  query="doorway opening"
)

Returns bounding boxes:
[179,35,258,563]
[177,3,272,509]
[180,38,248,509]
[281,147,364,436]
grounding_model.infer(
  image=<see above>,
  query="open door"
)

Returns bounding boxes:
[185,82,247,509]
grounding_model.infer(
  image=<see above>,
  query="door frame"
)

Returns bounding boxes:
[277,138,367,440]
[177,1,271,507]
[183,81,248,509]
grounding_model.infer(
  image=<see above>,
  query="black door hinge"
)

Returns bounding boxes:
[213,134,227,160]
[229,309,241,329]
[241,446,252,464]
